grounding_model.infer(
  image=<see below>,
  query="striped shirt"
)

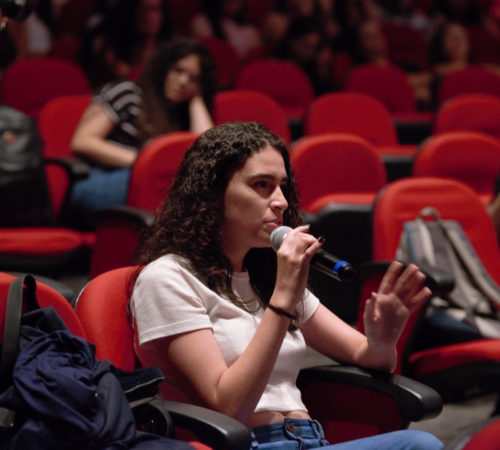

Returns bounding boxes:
[95,79,143,150]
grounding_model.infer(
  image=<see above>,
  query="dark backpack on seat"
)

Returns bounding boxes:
[0,275,192,450]
[0,106,52,227]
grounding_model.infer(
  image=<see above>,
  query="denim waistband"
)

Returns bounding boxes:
[250,418,329,449]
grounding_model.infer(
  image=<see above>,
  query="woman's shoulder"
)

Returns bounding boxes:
[95,78,142,104]
[133,254,216,311]
[140,254,193,278]
[137,254,208,289]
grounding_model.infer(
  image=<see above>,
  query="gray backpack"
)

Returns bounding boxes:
[0,106,52,227]
[397,207,500,340]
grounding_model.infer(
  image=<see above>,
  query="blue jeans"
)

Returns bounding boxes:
[250,419,443,450]
[71,167,130,230]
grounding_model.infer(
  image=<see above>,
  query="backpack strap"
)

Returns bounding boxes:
[0,274,39,390]
[398,207,453,273]
[440,221,500,309]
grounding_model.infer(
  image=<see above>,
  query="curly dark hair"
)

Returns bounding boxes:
[136,38,218,143]
[132,121,305,325]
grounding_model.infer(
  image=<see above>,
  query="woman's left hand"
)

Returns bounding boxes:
[188,95,214,133]
[363,261,431,352]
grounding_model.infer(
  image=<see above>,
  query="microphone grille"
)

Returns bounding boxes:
[270,226,292,252]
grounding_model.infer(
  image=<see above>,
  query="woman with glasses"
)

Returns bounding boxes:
[69,37,217,229]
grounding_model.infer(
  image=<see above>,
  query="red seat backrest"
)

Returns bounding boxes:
[213,90,291,144]
[198,36,241,89]
[0,272,86,340]
[434,93,500,140]
[37,94,91,217]
[412,131,500,204]
[372,177,500,287]
[47,36,81,62]
[345,64,417,113]
[438,66,500,106]
[304,92,399,146]
[0,57,91,117]
[127,132,199,212]
[290,133,387,211]
[235,59,314,120]
[38,94,91,159]
[75,266,137,370]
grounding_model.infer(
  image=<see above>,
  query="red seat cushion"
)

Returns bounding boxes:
[0,228,91,255]
[409,339,500,377]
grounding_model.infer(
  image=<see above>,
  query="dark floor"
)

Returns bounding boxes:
[409,393,497,444]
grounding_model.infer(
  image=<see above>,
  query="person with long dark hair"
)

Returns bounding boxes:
[70,37,217,229]
[130,121,443,450]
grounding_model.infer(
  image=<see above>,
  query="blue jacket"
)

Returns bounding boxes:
[0,308,194,450]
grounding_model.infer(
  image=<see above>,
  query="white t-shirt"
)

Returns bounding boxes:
[130,254,320,413]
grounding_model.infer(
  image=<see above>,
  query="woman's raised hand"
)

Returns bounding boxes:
[363,261,431,353]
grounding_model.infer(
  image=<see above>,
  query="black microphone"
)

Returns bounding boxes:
[270,226,356,283]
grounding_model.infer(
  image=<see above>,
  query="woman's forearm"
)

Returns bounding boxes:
[189,95,214,134]
[164,305,291,425]
[354,339,397,372]
[213,308,291,422]
[71,135,137,168]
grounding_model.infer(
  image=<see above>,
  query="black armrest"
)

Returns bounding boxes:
[359,261,455,298]
[297,365,443,422]
[415,263,455,297]
[301,210,317,227]
[95,205,156,228]
[43,156,91,182]
[43,157,92,225]
[163,400,251,450]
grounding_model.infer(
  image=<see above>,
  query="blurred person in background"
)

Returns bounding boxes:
[352,18,433,107]
[0,0,47,74]
[262,0,340,56]
[429,21,471,79]
[70,38,217,229]
[190,0,261,61]
[78,0,172,90]
[273,15,334,95]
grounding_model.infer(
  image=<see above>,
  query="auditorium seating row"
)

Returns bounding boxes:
[5,54,500,131]
[3,86,500,282]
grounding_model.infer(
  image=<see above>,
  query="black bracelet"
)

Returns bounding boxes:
[267,303,297,321]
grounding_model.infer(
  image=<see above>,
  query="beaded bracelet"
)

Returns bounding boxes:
[267,303,297,321]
